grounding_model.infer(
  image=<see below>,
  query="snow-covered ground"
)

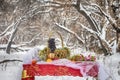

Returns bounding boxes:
[0,48,120,80]
[99,53,120,80]
[0,51,24,80]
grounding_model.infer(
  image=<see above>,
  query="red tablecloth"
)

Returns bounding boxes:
[22,62,98,80]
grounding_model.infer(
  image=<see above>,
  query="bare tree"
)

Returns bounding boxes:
[0,0,119,55]
[41,0,120,55]
[0,0,52,53]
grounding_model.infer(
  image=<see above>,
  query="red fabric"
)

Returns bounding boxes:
[22,63,98,80]
[86,64,98,77]
[76,62,99,77]
[23,64,82,76]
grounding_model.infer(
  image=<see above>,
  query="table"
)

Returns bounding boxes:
[22,61,98,80]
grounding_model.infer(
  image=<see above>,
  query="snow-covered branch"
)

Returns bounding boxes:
[0,59,22,64]
[55,23,84,44]
[0,23,13,37]
[4,5,52,54]
[78,23,98,35]
[0,44,31,51]
[43,0,76,8]
[91,3,118,29]
[0,6,19,37]
[6,24,18,54]
[20,33,41,46]
[74,3,99,32]
[78,22,112,54]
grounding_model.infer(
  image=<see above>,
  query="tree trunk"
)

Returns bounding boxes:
[6,27,18,54]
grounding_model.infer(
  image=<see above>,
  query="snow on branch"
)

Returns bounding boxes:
[6,26,18,53]
[0,23,13,37]
[0,7,19,37]
[91,3,117,27]
[74,3,99,32]
[5,7,52,54]
[90,15,101,33]
[44,0,75,6]
[20,33,41,46]
[78,23,98,35]
[78,22,112,52]
[55,23,84,44]
[91,4,110,17]
[41,0,76,8]
[0,5,52,39]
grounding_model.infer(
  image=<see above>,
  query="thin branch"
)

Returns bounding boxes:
[91,3,118,30]
[78,22,98,35]
[20,33,41,46]
[0,44,30,51]
[0,23,13,37]
[0,59,22,64]
[90,15,101,33]
[5,8,52,54]
[96,35,111,56]
[41,1,76,9]
[55,23,84,44]
[74,2,99,32]
[0,7,19,37]
[44,1,76,6]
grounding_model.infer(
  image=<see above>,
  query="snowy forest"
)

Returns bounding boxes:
[0,0,120,80]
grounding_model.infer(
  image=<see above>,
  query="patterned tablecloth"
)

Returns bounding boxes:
[22,60,98,80]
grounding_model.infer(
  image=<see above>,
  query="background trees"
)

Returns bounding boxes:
[0,0,119,55]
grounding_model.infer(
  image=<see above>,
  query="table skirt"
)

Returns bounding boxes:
[22,62,98,80]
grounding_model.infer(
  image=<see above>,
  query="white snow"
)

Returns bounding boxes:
[35,76,96,80]
[0,51,25,80]
[0,47,120,80]
[103,53,120,80]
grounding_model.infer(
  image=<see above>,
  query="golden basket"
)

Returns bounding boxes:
[38,32,70,61]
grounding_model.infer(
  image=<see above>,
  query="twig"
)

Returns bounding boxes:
[0,59,22,64]
[55,23,84,44]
